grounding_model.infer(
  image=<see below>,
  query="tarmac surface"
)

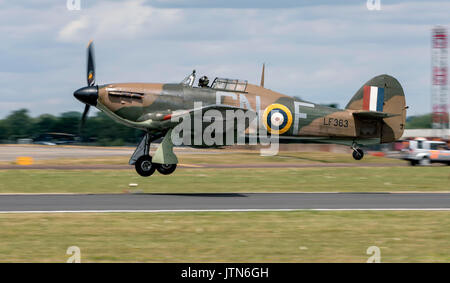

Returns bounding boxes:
[0,193,449,212]
[0,162,407,169]
[0,145,134,161]
[0,144,219,162]
[0,144,409,169]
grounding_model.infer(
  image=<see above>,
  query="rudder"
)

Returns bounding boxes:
[346,74,406,143]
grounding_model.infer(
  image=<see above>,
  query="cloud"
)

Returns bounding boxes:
[58,16,90,42]
[58,0,182,42]
[0,0,449,117]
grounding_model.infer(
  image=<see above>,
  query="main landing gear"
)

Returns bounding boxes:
[130,132,178,177]
[156,163,177,175]
[351,142,364,161]
[135,156,177,177]
[135,155,155,177]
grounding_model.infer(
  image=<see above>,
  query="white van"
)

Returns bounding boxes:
[402,140,450,166]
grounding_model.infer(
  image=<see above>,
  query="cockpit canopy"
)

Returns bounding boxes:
[180,70,248,92]
[180,70,196,87]
[211,78,247,92]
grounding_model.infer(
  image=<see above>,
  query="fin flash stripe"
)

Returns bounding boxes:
[363,85,384,112]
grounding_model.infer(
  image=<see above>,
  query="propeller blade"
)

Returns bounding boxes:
[80,104,90,130]
[87,40,95,86]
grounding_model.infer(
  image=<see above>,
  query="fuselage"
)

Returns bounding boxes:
[95,82,362,141]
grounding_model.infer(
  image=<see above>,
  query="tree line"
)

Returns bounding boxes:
[0,109,433,145]
[0,109,144,145]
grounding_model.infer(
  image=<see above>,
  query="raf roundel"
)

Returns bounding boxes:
[262,103,293,134]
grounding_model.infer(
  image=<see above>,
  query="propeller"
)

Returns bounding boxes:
[87,40,95,87]
[81,104,90,130]
[74,40,98,131]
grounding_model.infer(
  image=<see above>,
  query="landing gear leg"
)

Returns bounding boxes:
[129,132,162,177]
[152,128,178,175]
[351,142,364,161]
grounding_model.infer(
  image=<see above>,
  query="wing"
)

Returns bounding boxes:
[170,104,257,122]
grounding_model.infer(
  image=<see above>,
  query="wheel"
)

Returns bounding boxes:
[156,163,177,175]
[419,157,430,166]
[352,148,364,160]
[135,155,156,177]
[409,160,418,166]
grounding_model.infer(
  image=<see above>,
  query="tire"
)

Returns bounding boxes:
[352,148,364,160]
[409,160,418,166]
[135,155,156,177]
[156,163,177,175]
[419,157,430,166]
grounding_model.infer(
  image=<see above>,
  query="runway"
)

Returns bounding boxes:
[0,193,449,213]
[0,145,220,162]
[0,162,407,170]
[0,144,411,169]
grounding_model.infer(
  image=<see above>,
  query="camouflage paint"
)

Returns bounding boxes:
[95,74,406,146]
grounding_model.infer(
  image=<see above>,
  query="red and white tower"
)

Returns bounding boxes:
[431,26,449,131]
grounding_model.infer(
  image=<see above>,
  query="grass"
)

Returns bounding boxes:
[0,167,448,194]
[0,211,448,262]
[179,151,406,165]
[0,150,447,263]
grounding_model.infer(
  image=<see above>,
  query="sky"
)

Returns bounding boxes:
[0,0,449,118]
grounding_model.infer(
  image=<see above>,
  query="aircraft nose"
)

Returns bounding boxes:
[74,86,98,106]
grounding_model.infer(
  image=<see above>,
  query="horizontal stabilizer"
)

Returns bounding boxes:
[352,110,400,119]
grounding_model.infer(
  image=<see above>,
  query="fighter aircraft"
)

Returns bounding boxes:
[74,41,407,177]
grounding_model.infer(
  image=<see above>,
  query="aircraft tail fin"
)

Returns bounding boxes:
[345,74,407,143]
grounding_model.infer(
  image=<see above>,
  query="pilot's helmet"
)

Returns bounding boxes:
[198,76,209,87]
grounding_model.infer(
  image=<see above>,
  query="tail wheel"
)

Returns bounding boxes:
[156,164,177,175]
[135,155,156,177]
[352,148,364,160]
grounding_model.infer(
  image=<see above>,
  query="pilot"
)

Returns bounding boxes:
[198,76,209,88]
